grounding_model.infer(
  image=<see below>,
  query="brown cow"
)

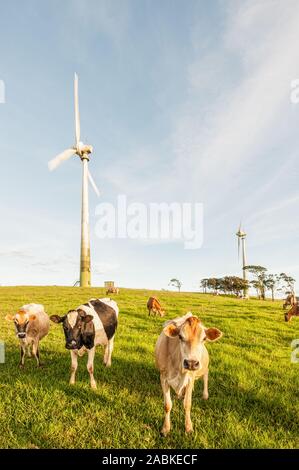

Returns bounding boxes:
[283,294,297,309]
[5,303,50,368]
[147,297,165,317]
[285,303,299,322]
[155,312,222,435]
[106,287,119,295]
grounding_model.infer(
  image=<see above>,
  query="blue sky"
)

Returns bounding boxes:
[0,0,299,292]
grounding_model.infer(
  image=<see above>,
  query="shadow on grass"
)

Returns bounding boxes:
[2,342,298,448]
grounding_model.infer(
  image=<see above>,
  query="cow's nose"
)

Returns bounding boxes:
[18,333,26,339]
[183,359,200,370]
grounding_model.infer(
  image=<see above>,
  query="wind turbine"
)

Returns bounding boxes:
[48,73,100,287]
[236,223,248,298]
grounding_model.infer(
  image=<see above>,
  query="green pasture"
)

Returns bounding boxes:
[0,287,298,449]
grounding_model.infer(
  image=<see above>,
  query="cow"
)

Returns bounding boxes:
[50,298,118,389]
[106,287,119,295]
[147,297,165,317]
[284,303,299,322]
[155,312,222,436]
[5,304,50,368]
[283,294,298,309]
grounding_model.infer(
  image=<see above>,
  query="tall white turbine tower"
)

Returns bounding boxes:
[48,73,100,287]
[236,224,248,298]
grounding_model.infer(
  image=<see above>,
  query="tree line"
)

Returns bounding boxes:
[200,267,295,300]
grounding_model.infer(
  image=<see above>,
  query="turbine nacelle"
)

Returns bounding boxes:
[76,142,93,158]
[236,224,247,263]
[236,230,246,238]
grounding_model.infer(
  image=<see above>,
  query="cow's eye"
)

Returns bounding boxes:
[178,334,185,342]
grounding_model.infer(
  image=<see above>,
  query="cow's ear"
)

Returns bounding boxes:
[205,327,222,342]
[81,315,93,323]
[50,315,65,323]
[163,323,179,338]
[29,314,36,322]
[5,314,14,321]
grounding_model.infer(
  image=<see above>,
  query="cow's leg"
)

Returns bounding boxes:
[104,337,114,367]
[69,350,78,385]
[184,381,194,433]
[19,344,25,369]
[87,347,97,389]
[202,371,209,400]
[26,343,32,358]
[32,340,42,367]
[160,374,172,436]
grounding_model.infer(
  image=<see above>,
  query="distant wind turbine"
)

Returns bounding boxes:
[48,73,100,287]
[236,223,248,298]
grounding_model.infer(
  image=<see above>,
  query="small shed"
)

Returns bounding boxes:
[104,281,115,288]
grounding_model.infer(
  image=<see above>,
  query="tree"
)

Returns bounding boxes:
[279,273,296,295]
[222,276,249,297]
[200,276,249,297]
[206,278,222,295]
[264,274,280,301]
[244,265,267,300]
[250,280,261,299]
[169,278,182,292]
[200,278,209,294]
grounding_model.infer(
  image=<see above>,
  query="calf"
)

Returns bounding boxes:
[147,297,165,317]
[283,294,297,309]
[106,287,119,295]
[285,303,299,322]
[155,312,222,435]
[6,304,50,368]
[50,298,118,388]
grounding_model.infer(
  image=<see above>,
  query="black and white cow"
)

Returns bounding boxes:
[50,298,118,388]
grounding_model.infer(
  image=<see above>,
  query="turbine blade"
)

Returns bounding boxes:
[74,72,80,147]
[48,148,76,171]
[88,169,100,197]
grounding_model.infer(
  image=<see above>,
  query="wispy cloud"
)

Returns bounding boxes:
[0,248,34,259]
[247,193,299,225]
[93,261,119,275]
[63,0,130,58]
[171,0,299,200]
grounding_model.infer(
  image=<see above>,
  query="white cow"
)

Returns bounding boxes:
[50,298,119,388]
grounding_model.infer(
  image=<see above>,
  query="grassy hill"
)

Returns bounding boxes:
[0,286,298,449]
